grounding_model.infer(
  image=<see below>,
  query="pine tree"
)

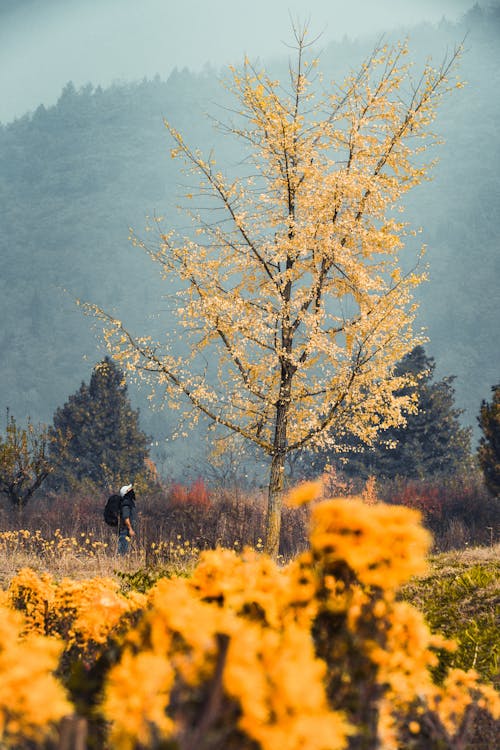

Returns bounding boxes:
[478,383,500,497]
[298,346,472,481]
[48,357,150,491]
[364,346,473,479]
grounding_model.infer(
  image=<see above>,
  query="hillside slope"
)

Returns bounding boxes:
[1,6,499,467]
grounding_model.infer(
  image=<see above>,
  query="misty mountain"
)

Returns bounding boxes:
[0,5,499,472]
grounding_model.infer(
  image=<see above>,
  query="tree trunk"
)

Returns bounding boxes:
[265,449,286,558]
[264,383,290,557]
[16,495,25,527]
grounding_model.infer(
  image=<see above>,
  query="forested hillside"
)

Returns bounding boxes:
[1,4,499,471]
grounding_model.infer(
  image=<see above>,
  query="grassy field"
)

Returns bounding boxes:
[0,527,202,586]
[400,544,500,682]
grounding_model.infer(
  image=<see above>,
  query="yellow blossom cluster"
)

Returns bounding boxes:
[7,567,146,649]
[148,535,201,569]
[0,528,109,560]
[103,559,351,750]
[0,606,70,746]
[429,668,500,736]
[103,648,175,749]
[309,496,431,588]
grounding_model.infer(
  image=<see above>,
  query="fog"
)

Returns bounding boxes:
[1,0,476,124]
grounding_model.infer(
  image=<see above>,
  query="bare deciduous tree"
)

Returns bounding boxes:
[0,411,53,511]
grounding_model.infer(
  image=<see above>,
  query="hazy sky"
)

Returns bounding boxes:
[0,0,476,124]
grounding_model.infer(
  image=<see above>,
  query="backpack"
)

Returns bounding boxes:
[103,494,122,527]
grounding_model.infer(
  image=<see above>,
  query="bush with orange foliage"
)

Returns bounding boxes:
[168,478,211,509]
[383,473,500,549]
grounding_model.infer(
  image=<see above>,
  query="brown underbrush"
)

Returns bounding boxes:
[0,484,309,585]
[0,473,498,584]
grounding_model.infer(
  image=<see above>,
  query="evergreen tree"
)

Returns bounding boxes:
[349,346,473,480]
[297,346,472,481]
[477,383,500,497]
[48,358,150,491]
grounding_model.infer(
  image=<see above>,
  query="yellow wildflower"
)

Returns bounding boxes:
[0,607,70,744]
[310,497,431,588]
[103,649,175,749]
[287,480,323,507]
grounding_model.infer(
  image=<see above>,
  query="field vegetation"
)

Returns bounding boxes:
[0,478,498,749]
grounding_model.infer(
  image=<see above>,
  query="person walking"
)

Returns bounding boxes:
[118,483,137,555]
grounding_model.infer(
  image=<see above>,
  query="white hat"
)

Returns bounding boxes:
[120,484,133,497]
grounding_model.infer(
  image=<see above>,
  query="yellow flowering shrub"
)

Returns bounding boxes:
[102,649,175,750]
[8,568,146,650]
[51,576,145,648]
[294,494,499,749]
[102,561,351,750]
[428,668,500,739]
[189,546,295,627]
[0,606,70,747]
[7,566,55,634]
[309,496,431,588]
[98,494,499,749]
[223,620,352,750]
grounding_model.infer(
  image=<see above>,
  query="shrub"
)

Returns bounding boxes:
[382,472,500,550]
[168,482,189,506]
[187,477,211,507]
[0,605,70,746]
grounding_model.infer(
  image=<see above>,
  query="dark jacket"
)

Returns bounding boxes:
[119,489,137,533]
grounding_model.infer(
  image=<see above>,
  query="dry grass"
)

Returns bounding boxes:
[0,524,498,589]
[0,528,205,587]
[427,541,500,577]
[0,486,309,587]
[0,532,138,586]
[0,481,496,588]
[0,548,129,585]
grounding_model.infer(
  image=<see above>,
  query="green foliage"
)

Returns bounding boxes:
[116,566,177,594]
[478,383,500,497]
[400,556,500,686]
[47,357,150,491]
